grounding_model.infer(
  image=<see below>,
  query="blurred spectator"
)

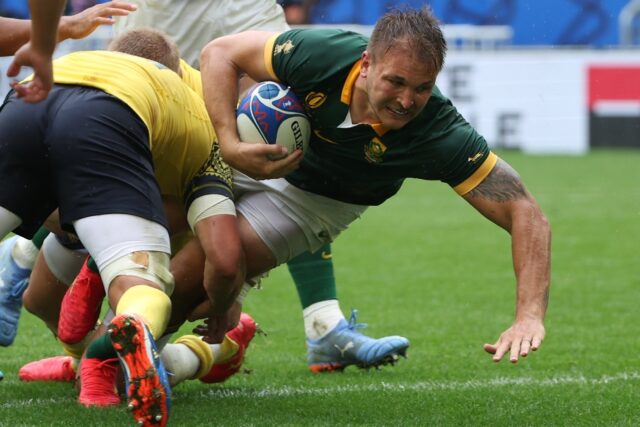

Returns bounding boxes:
[69,0,108,14]
[305,0,390,24]
[0,0,78,18]
[278,0,307,24]
[0,0,29,18]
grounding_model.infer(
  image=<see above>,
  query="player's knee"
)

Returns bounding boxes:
[101,251,175,295]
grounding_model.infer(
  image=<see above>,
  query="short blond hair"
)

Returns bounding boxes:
[108,28,180,73]
[369,7,447,72]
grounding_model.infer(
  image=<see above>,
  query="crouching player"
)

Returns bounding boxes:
[0,29,244,425]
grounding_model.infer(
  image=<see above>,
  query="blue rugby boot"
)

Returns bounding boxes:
[0,236,31,346]
[307,309,409,373]
[109,314,171,427]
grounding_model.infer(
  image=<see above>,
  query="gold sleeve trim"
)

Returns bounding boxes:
[264,34,280,82]
[453,152,498,195]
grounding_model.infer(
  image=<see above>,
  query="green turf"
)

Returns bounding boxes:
[1,150,639,426]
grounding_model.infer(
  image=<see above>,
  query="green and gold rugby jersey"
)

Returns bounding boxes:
[48,51,232,208]
[265,29,497,205]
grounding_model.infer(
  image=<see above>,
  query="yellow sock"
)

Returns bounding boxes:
[58,334,92,360]
[174,335,214,379]
[216,335,240,364]
[115,285,171,339]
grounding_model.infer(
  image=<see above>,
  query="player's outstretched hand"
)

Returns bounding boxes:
[59,1,137,41]
[483,317,545,363]
[7,42,52,103]
[192,306,241,344]
[225,141,303,180]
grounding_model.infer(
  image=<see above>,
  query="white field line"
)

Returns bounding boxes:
[199,371,640,399]
[1,371,639,409]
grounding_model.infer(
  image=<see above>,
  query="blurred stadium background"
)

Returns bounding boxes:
[2,0,640,153]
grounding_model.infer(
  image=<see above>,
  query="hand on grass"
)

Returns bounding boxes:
[484,317,545,363]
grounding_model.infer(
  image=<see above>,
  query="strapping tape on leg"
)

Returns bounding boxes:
[101,251,175,295]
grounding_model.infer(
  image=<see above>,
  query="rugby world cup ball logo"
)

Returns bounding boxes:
[236,82,311,153]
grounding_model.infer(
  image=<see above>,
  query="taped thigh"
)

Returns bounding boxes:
[100,251,175,295]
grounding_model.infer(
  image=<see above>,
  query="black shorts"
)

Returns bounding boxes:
[0,85,167,238]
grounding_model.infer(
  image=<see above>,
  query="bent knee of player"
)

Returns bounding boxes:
[101,251,175,296]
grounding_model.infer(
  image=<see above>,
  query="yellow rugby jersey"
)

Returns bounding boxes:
[179,59,203,99]
[48,51,232,206]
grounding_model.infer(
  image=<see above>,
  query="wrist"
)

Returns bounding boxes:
[219,138,240,159]
[515,311,545,323]
[57,17,71,41]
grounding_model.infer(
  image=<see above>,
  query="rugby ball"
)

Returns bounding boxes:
[236,81,310,153]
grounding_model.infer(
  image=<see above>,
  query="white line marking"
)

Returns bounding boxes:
[2,371,638,408]
[199,371,640,399]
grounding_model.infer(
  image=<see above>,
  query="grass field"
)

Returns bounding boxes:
[1,150,639,426]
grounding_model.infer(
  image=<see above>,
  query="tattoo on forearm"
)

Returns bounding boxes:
[468,160,528,202]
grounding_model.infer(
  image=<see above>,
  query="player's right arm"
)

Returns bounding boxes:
[462,159,551,364]
[0,2,136,56]
[7,0,135,102]
[6,0,67,103]
[200,31,302,180]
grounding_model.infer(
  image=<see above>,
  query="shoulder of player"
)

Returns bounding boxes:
[273,30,366,92]
[274,28,368,57]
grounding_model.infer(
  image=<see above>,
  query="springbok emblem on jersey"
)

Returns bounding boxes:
[274,39,295,55]
[364,137,387,164]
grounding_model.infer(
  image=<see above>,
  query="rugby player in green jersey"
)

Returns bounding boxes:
[200,6,551,364]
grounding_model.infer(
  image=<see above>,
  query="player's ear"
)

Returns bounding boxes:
[360,50,371,78]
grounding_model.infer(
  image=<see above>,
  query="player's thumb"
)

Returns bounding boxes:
[263,143,289,160]
[483,343,497,354]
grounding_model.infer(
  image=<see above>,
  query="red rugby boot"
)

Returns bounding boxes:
[109,314,171,426]
[199,313,257,383]
[58,257,105,344]
[19,355,76,382]
[78,357,121,407]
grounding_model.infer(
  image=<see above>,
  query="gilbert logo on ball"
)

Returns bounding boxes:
[236,82,310,153]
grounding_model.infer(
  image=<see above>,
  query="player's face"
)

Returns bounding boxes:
[361,45,438,129]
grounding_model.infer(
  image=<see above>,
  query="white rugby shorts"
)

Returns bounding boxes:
[233,171,367,265]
